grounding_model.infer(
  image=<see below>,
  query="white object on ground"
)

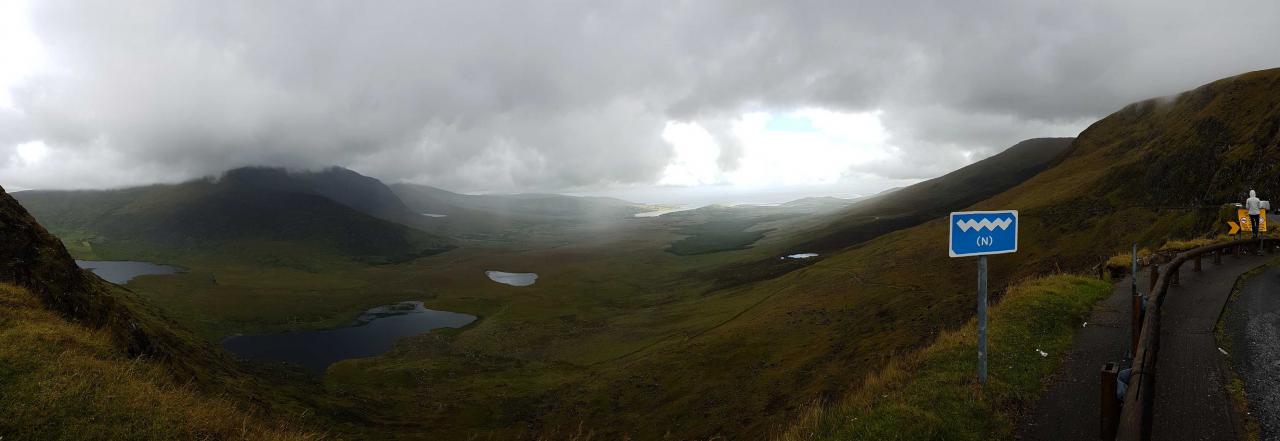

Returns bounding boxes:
[1036,349,1048,357]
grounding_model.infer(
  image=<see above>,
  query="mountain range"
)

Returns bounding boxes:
[4,67,1280,439]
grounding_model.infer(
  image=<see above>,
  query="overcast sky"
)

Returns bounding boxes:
[2,0,1279,199]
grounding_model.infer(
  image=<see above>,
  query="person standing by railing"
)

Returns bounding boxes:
[1247,190,1262,241]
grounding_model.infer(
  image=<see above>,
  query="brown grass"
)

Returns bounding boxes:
[776,275,1110,441]
[0,282,323,440]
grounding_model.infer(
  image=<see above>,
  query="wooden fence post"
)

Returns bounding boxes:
[1101,362,1120,439]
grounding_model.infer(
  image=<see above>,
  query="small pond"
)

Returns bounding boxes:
[75,260,183,284]
[633,206,692,218]
[222,301,476,373]
[486,271,538,287]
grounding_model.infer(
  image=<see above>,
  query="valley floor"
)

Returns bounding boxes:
[90,212,829,438]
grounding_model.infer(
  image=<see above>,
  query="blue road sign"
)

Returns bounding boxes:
[949,210,1018,257]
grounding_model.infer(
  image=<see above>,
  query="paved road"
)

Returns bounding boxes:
[1019,252,1267,441]
[1018,271,1140,440]
[1225,265,1280,440]
[1149,253,1265,441]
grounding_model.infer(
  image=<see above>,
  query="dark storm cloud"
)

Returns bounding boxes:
[2,0,1279,190]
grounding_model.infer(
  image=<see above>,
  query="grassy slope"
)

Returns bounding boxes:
[389,183,649,243]
[791,137,1074,254]
[10,68,1279,440]
[687,138,1073,295]
[391,183,641,219]
[0,185,334,439]
[14,169,452,266]
[522,69,1280,439]
[0,283,316,441]
[779,275,1110,440]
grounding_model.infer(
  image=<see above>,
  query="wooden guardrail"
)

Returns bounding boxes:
[1113,238,1262,440]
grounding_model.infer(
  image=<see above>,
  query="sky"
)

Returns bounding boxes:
[1,0,1279,201]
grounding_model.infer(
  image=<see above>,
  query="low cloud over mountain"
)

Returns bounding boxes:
[2,0,1279,192]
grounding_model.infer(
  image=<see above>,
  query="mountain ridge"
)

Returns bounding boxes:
[14,167,453,264]
[532,68,1280,439]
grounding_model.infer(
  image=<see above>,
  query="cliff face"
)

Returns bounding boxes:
[0,184,165,358]
[1,186,98,318]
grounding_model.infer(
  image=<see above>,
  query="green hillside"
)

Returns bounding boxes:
[392,183,641,218]
[14,167,453,265]
[0,283,317,441]
[508,69,1280,439]
[390,183,649,242]
[685,137,1071,293]
[780,275,1110,441]
[7,68,1279,440]
[794,137,1074,253]
[768,66,1280,441]
[0,185,321,440]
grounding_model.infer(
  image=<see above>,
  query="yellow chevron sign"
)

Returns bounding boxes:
[1236,209,1268,232]
[1227,221,1240,235]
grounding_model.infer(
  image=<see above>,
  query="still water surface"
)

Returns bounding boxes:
[75,260,182,284]
[222,301,476,373]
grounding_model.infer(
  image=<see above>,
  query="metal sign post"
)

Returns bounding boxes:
[977,255,988,384]
[950,210,1019,386]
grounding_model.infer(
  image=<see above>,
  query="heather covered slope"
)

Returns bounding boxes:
[0,184,176,358]
[0,283,316,440]
[791,137,1074,254]
[389,183,648,241]
[0,184,320,439]
[7,66,1279,440]
[691,137,1071,294]
[14,167,453,264]
[536,69,1280,439]
[391,183,642,220]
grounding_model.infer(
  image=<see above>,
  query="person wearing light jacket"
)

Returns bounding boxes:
[1246,190,1262,240]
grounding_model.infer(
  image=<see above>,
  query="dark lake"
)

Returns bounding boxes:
[221,301,476,373]
[75,260,183,284]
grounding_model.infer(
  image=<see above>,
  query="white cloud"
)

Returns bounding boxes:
[2,0,1279,192]
[0,0,47,109]
[660,109,892,188]
[659,121,723,186]
[14,139,49,165]
[728,110,891,187]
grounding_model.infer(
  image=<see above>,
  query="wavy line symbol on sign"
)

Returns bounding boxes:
[955,217,1013,232]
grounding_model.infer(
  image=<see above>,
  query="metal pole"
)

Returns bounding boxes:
[1131,244,1138,292]
[1130,244,1138,359]
[978,255,988,385]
